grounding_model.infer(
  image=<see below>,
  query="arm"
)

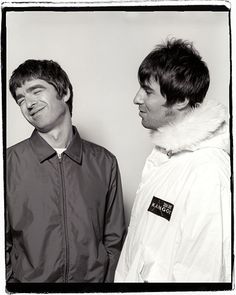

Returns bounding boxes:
[114,193,141,282]
[114,223,133,282]
[103,157,126,282]
[5,207,15,282]
[6,149,17,283]
[172,165,231,282]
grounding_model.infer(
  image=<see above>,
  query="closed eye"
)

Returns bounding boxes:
[27,84,46,95]
[32,89,42,95]
[145,90,152,95]
[143,87,153,95]
[17,98,25,106]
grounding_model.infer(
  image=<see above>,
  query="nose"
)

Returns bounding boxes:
[133,88,144,105]
[25,94,37,109]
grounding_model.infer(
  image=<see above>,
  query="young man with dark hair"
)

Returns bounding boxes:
[6,59,126,283]
[115,39,231,282]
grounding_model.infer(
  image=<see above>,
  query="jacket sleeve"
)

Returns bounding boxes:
[6,207,15,282]
[6,149,18,283]
[172,165,231,282]
[103,157,126,282]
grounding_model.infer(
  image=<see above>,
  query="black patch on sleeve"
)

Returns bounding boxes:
[148,196,174,221]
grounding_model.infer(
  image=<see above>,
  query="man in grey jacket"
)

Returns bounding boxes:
[6,59,126,283]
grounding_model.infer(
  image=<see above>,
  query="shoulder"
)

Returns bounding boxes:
[81,138,117,163]
[182,151,231,216]
[7,138,31,158]
[173,148,230,195]
[182,149,231,205]
[172,147,230,180]
[190,147,230,176]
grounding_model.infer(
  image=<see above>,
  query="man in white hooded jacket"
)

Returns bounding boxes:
[115,39,231,282]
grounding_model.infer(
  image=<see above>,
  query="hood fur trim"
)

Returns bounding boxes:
[151,99,227,154]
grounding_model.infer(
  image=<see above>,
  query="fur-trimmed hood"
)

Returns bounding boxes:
[151,99,229,155]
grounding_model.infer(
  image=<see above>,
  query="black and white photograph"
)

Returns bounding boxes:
[1,0,233,293]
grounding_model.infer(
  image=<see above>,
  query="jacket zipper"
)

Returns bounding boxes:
[58,154,69,282]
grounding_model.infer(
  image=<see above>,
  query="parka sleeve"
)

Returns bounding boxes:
[114,189,141,282]
[114,218,135,282]
[172,165,231,282]
[103,157,126,282]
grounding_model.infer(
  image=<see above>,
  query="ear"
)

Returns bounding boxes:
[63,88,70,103]
[172,98,189,111]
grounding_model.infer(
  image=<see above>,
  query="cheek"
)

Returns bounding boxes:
[165,108,175,118]
[146,102,161,116]
[50,101,67,118]
[144,101,153,112]
[20,105,28,117]
[51,96,63,108]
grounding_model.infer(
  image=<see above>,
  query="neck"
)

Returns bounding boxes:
[156,106,191,132]
[38,115,73,149]
[172,106,192,125]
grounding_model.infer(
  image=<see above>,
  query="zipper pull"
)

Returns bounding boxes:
[58,153,62,161]
[167,150,172,158]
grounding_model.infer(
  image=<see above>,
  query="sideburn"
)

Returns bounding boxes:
[165,107,176,118]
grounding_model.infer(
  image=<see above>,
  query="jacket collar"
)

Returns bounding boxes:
[30,126,83,164]
[64,126,83,164]
[150,99,228,155]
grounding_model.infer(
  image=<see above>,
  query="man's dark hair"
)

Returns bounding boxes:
[138,38,210,107]
[9,59,73,115]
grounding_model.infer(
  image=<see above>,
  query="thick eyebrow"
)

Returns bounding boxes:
[26,84,46,93]
[142,84,153,92]
[15,94,24,101]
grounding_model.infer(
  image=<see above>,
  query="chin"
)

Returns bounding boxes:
[142,123,152,130]
[141,121,156,130]
[33,123,51,133]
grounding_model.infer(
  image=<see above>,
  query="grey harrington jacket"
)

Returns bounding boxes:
[6,127,126,283]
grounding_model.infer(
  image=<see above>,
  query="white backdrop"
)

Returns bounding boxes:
[6,10,230,223]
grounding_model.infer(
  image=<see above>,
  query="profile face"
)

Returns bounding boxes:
[15,79,69,132]
[133,78,175,130]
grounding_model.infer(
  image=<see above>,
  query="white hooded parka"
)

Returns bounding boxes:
[115,99,231,282]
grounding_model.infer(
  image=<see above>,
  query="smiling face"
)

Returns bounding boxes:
[15,79,70,132]
[133,78,177,130]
